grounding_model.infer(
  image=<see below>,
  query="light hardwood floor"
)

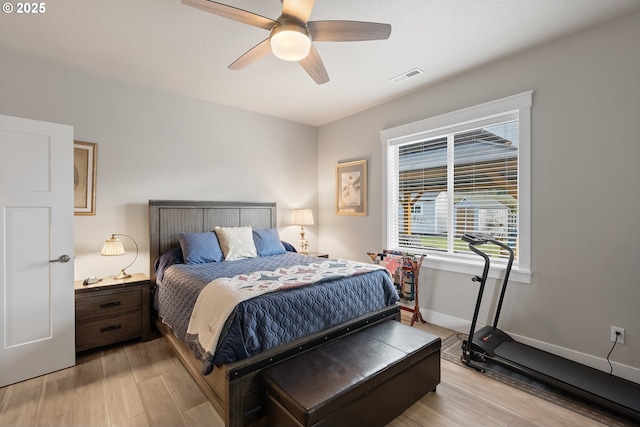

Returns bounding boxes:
[0,312,613,427]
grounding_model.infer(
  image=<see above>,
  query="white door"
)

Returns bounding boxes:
[0,114,75,387]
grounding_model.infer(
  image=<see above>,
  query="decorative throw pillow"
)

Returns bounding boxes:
[252,228,286,257]
[214,226,258,261]
[177,232,224,264]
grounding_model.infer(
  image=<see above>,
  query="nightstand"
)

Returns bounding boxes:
[304,251,329,258]
[74,273,151,352]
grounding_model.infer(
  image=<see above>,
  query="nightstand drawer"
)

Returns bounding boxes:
[76,311,142,351]
[75,288,141,322]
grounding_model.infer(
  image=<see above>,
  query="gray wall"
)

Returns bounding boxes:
[0,52,318,281]
[317,12,640,380]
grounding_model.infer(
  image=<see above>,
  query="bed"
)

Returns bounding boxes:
[149,200,401,427]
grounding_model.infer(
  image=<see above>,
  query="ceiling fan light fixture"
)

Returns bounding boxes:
[270,24,311,61]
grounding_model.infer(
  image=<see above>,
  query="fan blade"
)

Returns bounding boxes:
[182,0,276,31]
[308,21,392,41]
[282,0,315,23]
[228,38,272,70]
[299,45,329,85]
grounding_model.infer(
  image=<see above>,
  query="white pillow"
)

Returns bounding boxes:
[214,226,258,261]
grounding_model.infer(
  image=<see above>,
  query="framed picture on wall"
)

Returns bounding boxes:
[336,159,367,216]
[74,141,97,216]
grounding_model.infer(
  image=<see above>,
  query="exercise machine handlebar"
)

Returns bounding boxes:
[463,233,515,328]
[462,233,515,371]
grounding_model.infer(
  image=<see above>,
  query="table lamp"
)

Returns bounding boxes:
[100,233,138,279]
[290,209,314,254]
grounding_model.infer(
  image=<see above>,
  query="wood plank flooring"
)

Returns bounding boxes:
[0,312,610,427]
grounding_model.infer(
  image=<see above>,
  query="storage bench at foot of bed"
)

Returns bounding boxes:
[261,320,441,427]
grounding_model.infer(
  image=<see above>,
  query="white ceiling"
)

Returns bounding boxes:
[2,0,639,126]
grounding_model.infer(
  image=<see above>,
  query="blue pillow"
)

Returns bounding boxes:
[178,232,224,264]
[154,247,184,282]
[252,228,286,256]
[282,240,297,252]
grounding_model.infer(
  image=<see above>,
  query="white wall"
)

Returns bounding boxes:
[318,12,640,380]
[0,52,318,281]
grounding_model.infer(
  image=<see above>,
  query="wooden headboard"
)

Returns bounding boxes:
[148,200,277,283]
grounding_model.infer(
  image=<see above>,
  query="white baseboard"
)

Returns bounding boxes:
[416,306,640,384]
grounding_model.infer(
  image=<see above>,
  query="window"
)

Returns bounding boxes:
[381,92,532,282]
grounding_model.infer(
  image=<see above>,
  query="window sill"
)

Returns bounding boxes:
[420,253,532,284]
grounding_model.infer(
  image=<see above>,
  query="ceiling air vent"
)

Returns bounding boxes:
[390,68,424,84]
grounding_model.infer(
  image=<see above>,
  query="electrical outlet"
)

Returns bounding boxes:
[611,326,625,344]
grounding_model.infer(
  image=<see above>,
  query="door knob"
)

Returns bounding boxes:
[49,255,71,263]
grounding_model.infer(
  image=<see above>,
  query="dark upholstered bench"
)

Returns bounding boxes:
[261,320,441,427]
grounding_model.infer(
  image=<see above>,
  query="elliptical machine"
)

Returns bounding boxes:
[460,232,640,423]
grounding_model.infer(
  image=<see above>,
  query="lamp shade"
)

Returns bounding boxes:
[100,235,125,256]
[291,209,314,226]
[270,24,312,61]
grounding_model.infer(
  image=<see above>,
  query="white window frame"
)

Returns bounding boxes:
[380,91,532,283]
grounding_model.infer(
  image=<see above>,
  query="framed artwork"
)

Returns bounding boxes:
[74,141,97,215]
[336,159,367,216]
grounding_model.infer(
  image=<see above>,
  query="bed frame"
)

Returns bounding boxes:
[148,200,400,427]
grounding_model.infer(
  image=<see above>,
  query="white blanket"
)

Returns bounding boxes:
[186,259,386,360]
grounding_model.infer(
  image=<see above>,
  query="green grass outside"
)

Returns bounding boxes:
[404,235,508,258]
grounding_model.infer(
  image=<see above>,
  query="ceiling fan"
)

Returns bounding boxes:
[182,0,392,84]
